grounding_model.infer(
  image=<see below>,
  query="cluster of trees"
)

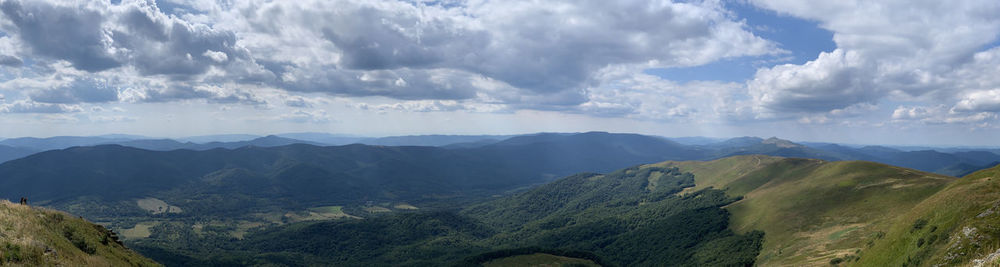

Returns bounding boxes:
[460,247,612,266]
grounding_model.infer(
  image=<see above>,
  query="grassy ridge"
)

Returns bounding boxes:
[463,166,764,266]
[655,156,955,266]
[653,155,785,194]
[0,200,158,266]
[859,163,1000,266]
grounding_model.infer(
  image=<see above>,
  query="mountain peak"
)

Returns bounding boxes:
[248,135,319,146]
[762,137,802,148]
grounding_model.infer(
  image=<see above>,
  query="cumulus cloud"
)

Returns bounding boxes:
[354,99,506,113]
[577,66,749,121]
[283,96,312,108]
[89,115,137,123]
[279,109,331,123]
[0,0,781,110]
[202,50,228,63]
[5,0,997,132]
[29,79,119,103]
[891,105,997,125]
[0,0,120,71]
[0,0,267,79]
[749,49,875,114]
[746,0,1000,117]
[118,83,267,107]
[0,100,82,113]
[891,105,943,121]
[0,55,21,67]
[220,0,779,101]
[955,89,1000,112]
[0,0,785,119]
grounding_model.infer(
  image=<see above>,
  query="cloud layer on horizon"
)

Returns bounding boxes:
[0,0,999,137]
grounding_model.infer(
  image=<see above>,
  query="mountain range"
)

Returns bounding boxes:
[2,132,999,177]
[0,132,710,219]
[4,132,1000,265]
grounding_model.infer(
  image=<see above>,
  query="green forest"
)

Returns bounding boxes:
[125,166,764,266]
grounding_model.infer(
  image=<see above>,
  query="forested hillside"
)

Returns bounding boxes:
[127,164,764,266]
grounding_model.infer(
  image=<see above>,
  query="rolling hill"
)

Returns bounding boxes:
[857,162,1000,266]
[0,145,37,164]
[466,132,709,175]
[0,132,709,220]
[0,144,530,213]
[701,137,1000,176]
[655,155,956,265]
[184,154,970,266]
[0,136,140,151]
[130,159,763,266]
[0,200,158,266]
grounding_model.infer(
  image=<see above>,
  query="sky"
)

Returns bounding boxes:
[0,0,999,146]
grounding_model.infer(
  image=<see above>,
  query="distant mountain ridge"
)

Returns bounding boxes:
[0,132,708,211]
[0,132,998,176]
[690,136,1000,176]
[0,145,37,163]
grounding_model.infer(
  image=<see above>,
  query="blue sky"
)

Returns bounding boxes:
[648,1,836,83]
[0,0,999,146]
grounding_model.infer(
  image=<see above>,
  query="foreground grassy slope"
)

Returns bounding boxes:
[0,200,158,266]
[652,155,955,266]
[859,163,1000,266]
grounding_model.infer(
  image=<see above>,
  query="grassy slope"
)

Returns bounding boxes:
[462,165,762,266]
[0,200,158,266]
[651,155,955,266]
[858,163,1000,266]
[655,155,784,194]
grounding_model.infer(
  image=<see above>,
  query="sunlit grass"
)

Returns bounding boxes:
[0,200,159,266]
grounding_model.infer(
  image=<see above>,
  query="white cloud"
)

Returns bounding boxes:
[283,96,312,108]
[202,50,228,63]
[746,0,1000,119]
[0,99,82,113]
[578,65,749,122]
[354,99,507,113]
[2,0,999,139]
[955,89,1000,112]
[892,105,943,121]
[0,0,785,123]
[278,109,331,123]
[208,0,780,102]
[748,49,875,115]
[89,115,137,123]
[891,105,997,125]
